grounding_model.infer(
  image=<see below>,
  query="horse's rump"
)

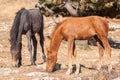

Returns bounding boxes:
[28,9,44,33]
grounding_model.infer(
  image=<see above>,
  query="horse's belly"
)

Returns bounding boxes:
[75,31,96,40]
[75,35,92,40]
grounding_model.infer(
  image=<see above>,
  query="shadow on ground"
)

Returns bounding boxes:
[88,37,120,49]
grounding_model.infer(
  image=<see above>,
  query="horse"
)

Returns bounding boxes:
[10,8,46,67]
[46,16,113,75]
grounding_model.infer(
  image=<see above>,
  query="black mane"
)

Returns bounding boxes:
[10,8,26,49]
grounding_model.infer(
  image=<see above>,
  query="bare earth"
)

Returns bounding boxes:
[0,0,120,80]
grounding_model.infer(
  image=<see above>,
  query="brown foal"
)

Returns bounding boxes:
[46,16,113,74]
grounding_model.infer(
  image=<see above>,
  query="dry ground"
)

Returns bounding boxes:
[0,0,120,80]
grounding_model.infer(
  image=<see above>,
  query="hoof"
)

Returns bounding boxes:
[39,60,46,64]
[42,56,46,62]
[12,63,20,67]
[108,64,112,72]
[46,69,53,72]
[12,61,21,67]
[66,69,72,75]
[75,69,79,74]
[43,59,46,62]
[31,62,36,66]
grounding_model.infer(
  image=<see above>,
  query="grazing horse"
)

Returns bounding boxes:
[46,16,112,74]
[10,8,46,67]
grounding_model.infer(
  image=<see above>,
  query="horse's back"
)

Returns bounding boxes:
[28,9,44,33]
[61,16,109,31]
[57,16,109,40]
[14,8,44,34]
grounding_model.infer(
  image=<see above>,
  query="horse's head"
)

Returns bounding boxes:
[10,42,21,67]
[46,47,57,72]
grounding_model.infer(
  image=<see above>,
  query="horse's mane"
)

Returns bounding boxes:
[50,22,63,38]
[10,8,26,49]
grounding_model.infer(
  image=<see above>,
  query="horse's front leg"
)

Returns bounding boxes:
[18,42,22,67]
[66,37,74,75]
[73,43,80,74]
[26,31,33,65]
[32,35,37,65]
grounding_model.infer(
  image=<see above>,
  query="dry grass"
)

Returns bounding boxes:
[0,0,38,21]
[0,0,119,79]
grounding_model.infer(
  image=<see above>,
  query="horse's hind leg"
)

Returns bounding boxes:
[100,37,112,71]
[39,32,46,62]
[32,35,37,65]
[26,31,33,65]
[94,36,104,70]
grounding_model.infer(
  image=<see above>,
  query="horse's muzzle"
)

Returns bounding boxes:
[46,68,53,72]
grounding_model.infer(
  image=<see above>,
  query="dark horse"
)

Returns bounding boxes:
[10,8,46,67]
[46,16,113,75]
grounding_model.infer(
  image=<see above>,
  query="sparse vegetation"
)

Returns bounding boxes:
[38,0,120,18]
[0,0,119,80]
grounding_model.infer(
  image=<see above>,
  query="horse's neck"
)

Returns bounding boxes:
[10,26,18,47]
[50,32,63,54]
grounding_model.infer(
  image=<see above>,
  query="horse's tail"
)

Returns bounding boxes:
[107,18,120,30]
[10,8,26,47]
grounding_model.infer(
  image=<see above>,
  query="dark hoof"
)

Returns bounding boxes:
[42,56,46,62]
[40,59,46,64]
[12,64,21,68]
[43,59,46,63]
[31,62,36,66]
